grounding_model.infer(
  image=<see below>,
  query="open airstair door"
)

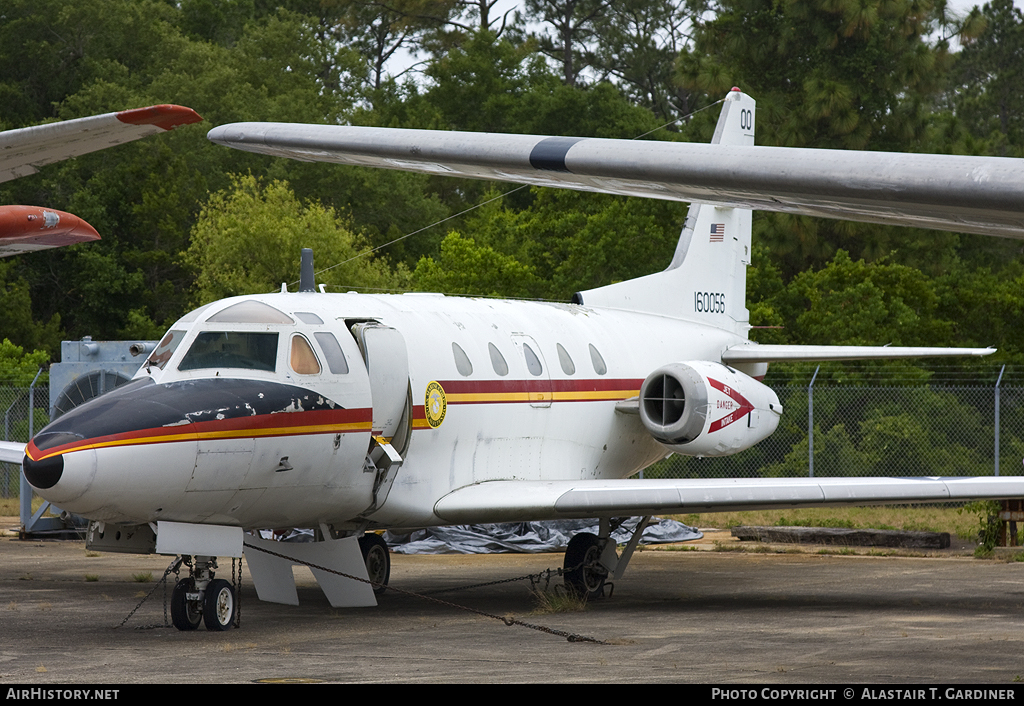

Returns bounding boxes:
[350,322,411,514]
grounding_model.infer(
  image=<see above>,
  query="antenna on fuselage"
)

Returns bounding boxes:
[299,248,316,292]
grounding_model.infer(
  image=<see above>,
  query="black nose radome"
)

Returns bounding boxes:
[23,453,63,490]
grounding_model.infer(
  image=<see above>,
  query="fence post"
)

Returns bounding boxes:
[19,368,43,529]
[995,364,1005,477]
[808,365,819,478]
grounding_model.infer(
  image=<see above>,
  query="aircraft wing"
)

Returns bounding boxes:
[208,121,1024,239]
[434,476,1024,523]
[1,104,203,184]
[0,441,25,465]
[722,344,996,363]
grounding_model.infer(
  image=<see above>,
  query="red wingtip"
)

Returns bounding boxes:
[0,206,101,249]
[115,105,203,130]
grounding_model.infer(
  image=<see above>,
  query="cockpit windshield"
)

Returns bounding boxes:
[178,332,279,372]
[146,330,186,370]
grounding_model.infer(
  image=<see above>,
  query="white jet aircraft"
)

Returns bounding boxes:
[5,90,1024,632]
[0,104,202,256]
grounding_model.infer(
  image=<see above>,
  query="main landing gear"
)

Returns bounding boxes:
[170,556,238,631]
[358,532,390,595]
[562,517,652,599]
[564,532,609,599]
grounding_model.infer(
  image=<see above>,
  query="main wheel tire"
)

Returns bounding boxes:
[170,577,202,631]
[564,532,607,599]
[202,578,236,631]
[358,533,390,596]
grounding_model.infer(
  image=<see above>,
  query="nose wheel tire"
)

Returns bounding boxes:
[358,533,390,596]
[203,578,237,631]
[170,578,202,631]
[564,532,608,599]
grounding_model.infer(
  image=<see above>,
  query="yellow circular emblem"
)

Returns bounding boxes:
[425,381,447,428]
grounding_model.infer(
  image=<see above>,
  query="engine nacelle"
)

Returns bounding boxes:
[638,360,782,457]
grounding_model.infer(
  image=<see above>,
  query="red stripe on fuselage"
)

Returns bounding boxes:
[439,378,642,395]
[26,406,373,461]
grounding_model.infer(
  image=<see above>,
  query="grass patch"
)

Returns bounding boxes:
[530,587,589,614]
[85,574,99,582]
[132,572,153,583]
[0,496,49,517]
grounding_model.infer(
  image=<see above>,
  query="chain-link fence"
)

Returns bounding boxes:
[649,365,1024,480]
[1,385,49,499]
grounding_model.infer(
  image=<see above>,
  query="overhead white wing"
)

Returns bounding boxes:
[435,477,1023,523]
[1,104,203,184]
[208,116,1024,239]
[722,344,996,363]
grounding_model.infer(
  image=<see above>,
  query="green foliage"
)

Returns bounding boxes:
[0,340,48,386]
[680,0,950,151]
[452,187,685,300]
[948,0,1024,157]
[0,262,62,357]
[959,500,1002,556]
[781,251,951,347]
[185,175,407,304]
[411,231,539,298]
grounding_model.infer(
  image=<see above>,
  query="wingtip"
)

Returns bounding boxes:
[115,105,203,130]
[0,206,101,251]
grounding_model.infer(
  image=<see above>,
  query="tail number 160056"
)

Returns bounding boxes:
[695,291,726,314]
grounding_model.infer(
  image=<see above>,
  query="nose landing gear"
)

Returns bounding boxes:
[170,576,203,630]
[170,556,238,631]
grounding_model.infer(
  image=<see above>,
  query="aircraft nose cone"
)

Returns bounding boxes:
[23,443,97,506]
[22,452,63,489]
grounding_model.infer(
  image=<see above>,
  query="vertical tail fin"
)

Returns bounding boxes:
[575,88,755,337]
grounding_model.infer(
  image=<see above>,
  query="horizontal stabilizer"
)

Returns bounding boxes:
[722,344,996,364]
[208,119,1024,238]
[435,476,1024,524]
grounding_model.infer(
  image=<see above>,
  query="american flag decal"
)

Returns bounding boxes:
[710,223,725,242]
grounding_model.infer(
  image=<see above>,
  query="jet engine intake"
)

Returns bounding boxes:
[638,361,781,457]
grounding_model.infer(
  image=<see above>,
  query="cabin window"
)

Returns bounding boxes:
[290,335,321,375]
[179,332,279,372]
[488,343,508,376]
[589,344,607,375]
[452,342,473,376]
[295,312,324,325]
[207,300,294,324]
[146,330,185,370]
[314,332,349,374]
[523,343,543,376]
[556,343,575,375]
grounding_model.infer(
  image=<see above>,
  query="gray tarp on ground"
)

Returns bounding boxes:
[383,518,701,555]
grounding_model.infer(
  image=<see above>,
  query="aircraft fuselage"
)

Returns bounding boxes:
[24,291,759,531]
